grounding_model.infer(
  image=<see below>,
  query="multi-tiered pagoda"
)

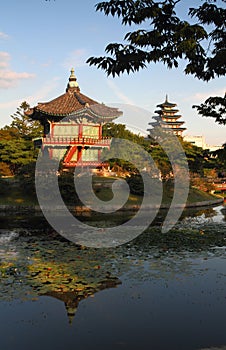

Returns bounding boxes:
[27,69,122,168]
[147,95,186,136]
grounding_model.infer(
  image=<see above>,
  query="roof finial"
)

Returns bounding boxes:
[165,94,168,102]
[67,68,79,90]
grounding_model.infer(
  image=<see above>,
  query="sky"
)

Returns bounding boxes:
[0,0,225,146]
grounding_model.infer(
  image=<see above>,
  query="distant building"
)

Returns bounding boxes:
[183,135,206,149]
[147,95,186,137]
[183,135,223,152]
[27,69,122,168]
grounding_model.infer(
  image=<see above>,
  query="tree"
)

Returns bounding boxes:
[103,122,149,149]
[181,139,207,175]
[212,143,226,174]
[102,123,152,173]
[87,0,226,123]
[10,101,43,139]
[149,144,172,179]
[0,133,37,174]
[0,101,42,175]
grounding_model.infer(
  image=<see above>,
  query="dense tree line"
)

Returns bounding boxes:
[102,122,226,179]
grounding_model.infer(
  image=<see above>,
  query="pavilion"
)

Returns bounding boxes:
[27,69,122,168]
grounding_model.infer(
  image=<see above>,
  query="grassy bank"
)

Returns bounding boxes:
[0,178,37,206]
[0,176,222,208]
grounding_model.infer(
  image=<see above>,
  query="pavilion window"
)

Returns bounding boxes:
[53,124,79,137]
[82,148,99,161]
[83,125,99,138]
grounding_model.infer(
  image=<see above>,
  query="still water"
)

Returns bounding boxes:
[0,205,225,350]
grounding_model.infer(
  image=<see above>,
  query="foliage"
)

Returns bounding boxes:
[103,123,217,178]
[17,159,82,204]
[17,161,37,196]
[88,0,225,80]
[0,162,13,177]
[203,168,218,179]
[103,122,149,149]
[58,171,80,205]
[211,142,226,173]
[0,102,42,175]
[10,101,43,139]
[0,134,38,174]
[190,173,215,192]
[181,140,207,175]
[193,93,226,125]
[126,174,144,195]
[149,143,172,179]
[102,123,151,173]
[0,178,9,195]
[87,0,226,123]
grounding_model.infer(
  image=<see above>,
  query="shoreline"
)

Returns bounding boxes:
[0,197,224,214]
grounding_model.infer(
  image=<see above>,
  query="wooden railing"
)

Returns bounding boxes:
[63,161,109,167]
[41,136,111,146]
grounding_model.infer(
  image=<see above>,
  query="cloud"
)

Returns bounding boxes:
[0,32,9,40]
[0,77,60,127]
[107,78,134,105]
[183,88,225,103]
[0,52,10,68]
[26,77,60,105]
[41,59,53,67]
[0,51,35,89]
[109,102,151,136]
[193,89,225,101]
[0,98,24,113]
[0,51,10,60]
[62,49,88,69]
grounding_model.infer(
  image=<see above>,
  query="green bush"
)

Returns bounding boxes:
[127,175,144,196]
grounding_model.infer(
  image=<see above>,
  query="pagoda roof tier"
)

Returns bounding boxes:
[155,109,179,115]
[27,69,122,122]
[162,126,187,131]
[148,121,167,126]
[162,121,185,125]
[149,116,162,122]
[161,115,182,119]
[157,95,177,108]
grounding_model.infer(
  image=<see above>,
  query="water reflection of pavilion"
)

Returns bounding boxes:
[43,275,121,324]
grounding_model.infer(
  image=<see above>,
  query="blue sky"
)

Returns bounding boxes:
[0,0,225,146]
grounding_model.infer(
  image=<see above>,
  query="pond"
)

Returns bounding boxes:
[0,205,225,350]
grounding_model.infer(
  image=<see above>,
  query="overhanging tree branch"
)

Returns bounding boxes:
[87,0,226,125]
[193,94,226,125]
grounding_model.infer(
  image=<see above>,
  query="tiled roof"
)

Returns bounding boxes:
[35,88,98,116]
[89,104,122,119]
[27,69,122,121]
